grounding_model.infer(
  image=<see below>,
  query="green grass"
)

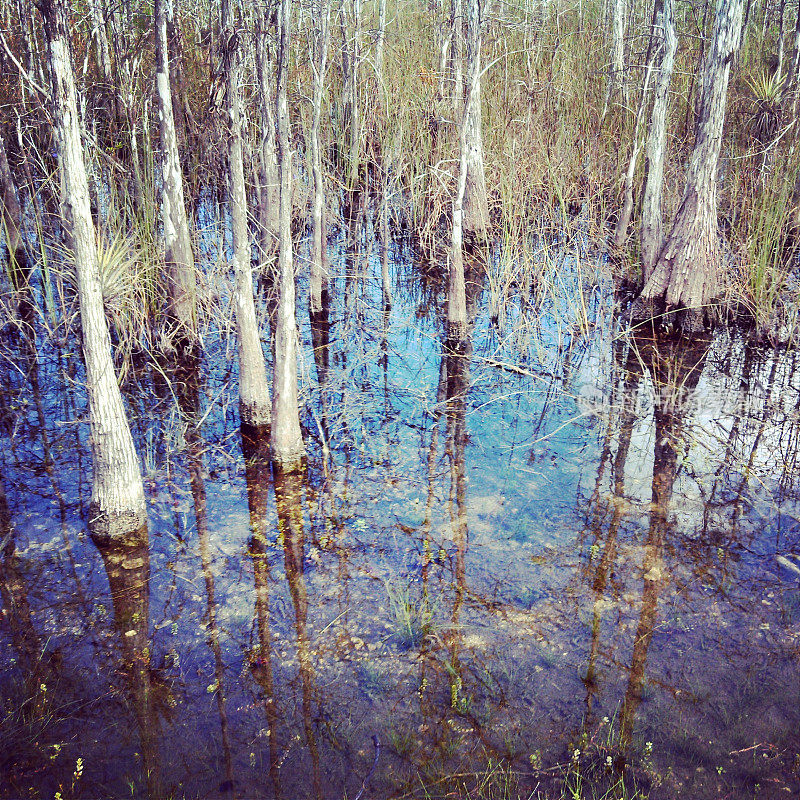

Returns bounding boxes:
[385,578,437,649]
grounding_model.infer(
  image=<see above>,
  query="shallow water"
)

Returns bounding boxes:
[1,216,800,799]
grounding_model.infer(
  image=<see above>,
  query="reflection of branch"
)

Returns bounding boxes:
[352,734,380,800]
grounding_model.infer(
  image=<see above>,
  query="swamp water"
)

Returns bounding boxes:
[1,217,799,800]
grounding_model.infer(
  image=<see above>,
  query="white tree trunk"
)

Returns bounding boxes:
[449,0,464,110]
[462,0,489,239]
[641,0,743,315]
[789,4,800,119]
[376,0,387,83]
[348,0,361,187]
[87,0,114,111]
[255,3,280,262]
[223,2,272,428]
[272,0,305,470]
[155,0,197,342]
[449,7,482,341]
[777,0,787,77]
[604,0,628,113]
[613,56,653,250]
[309,0,331,320]
[640,0,677,277]
[40,0,146,543]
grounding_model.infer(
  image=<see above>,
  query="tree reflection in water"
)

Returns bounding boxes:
[97,531,164,800]
[618,335,709,754]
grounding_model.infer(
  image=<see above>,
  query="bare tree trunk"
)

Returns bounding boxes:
[0,130,30,302]
[39,0,146,543]
[614,15,663,249]
[309,0,330,320]
[603,0,628,115]
[614,51,656,250]
[107,1,145,215]
[223,0,273,428]
[742,0,753,32]
[309,0,331,385]
[684,0,712,135]
[272,0,305,470]
[255,1,280,263]
[155,0,198,344]
[462,0,489,239]
[437,5,452,102]
[348,0,361,187]
[376,0,387,83]
[449,0,464,110]
[128,107,146,215]
[789,3,800,119]
[640,0,677,277]
[777,0,788,76]
[640,0,743,321]
[15,0,35,104]
[449,9,481,342]
[166,4,190,148]
[338,0,361,187]
[87,0,117,125]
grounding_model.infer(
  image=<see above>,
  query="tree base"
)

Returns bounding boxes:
[241,422,271,462]
[240,399,272,429]
[88,503,148,546]
[629,296,715,336]
[272,455,307,479]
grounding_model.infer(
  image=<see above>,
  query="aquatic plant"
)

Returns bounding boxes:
[384,578,436,649]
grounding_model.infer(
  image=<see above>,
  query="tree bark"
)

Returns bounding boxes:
[613,55,655,250]
[166,4,189,149]
[462,0,489,239]
[777,0,787,76]
[338,0,361,187]
[255,1,280,263]
[272,0,305,470]
[14,0,36,106]
[376,0,387,82]
[604,0,628,114]
[155,0,198,344]
[640,0,743,318]
[449,5,482,342]
[0,130,30,307]
[224,0,272,427]
[788,2,800,119]
[309,0,330,321]
[449,0,464,111]
[640,0,677,277]
[87,0,118,126]
[39,0,146,543]
[309,0,331,386]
